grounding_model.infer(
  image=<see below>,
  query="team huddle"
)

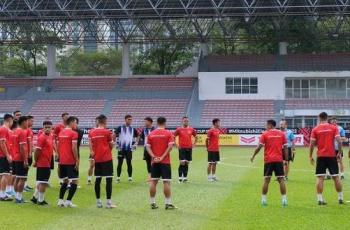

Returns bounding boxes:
[0,110,347,209]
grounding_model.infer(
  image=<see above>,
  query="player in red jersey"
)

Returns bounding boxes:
[24,115,34,191]
[30,120,54,206]
[89,115,116,209]
[146,117,176,210]
[57,116,79,208]
[251,120,288,206]
[12,116,29,203]
[0,114,14,201]
[310,112,344,205]
[174,116,197,183]
[87,118,99,185]
[6,120,18,197]
[206,118,221,182]
[54,113,69,184]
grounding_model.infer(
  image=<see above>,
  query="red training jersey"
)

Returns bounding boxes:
[174,127,197,149]
[207,128,220,152]
[311,123,340,158]
[36,133,54,168]
[8,129,16,158]
[54,123,65,140]
[0,126,11,157]
[13,128,28,162]
[58,128,78,165]
[27,128,34,156]
[89,128,113,163]
[259,129,287,163]
[147,128,174,164]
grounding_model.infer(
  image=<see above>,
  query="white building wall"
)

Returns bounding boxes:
[198,71,350,100]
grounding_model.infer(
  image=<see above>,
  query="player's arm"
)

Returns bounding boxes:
[336,135,342,158]
[159,142,174,161]
[283,144,288,162]
[0,139,11,162]
[250,144,263,162]
[28,135,33,157]
[88,138,94,158]
[192,129,198,147]
[146,145,155,159]
[72,140,79,169]
[34,146,42,167]
[20,142,27,167]
[309,139,316,165]
[132,129,140,149]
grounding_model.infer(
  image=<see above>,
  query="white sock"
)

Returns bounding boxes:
[212,174,216,179]
[150,197,156,204]
[88,176,92,181]
[33,188,39,198]
[338,192,344,200]
[16,192,22,200]
[340,172,344,176]
[97,199,102,203]
[107,199,112,204]
[208,174,212,179]
[38,192,44,202]
[261,195,267,202]
[6,186,11,193]
[165,197,172,205]
[282,195,287,202]
[317,194,324,202]
[10,186,14,192]
[0,190,5,198]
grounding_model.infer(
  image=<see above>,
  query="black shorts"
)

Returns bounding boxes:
[143,148,151,161]
[264,162,284,178]
[179,149,192,162]
[151,163,171,181]
[13,161,29,178]
[118,150,132,160]
[36,167,51,183]
[283,148,294,162]
[94,160,113,178]
[59,164,79,180]
[0,157,11,175]
[208,151,220,163]
[316,157,339,177]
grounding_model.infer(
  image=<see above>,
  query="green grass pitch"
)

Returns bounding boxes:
[0,146,350,230]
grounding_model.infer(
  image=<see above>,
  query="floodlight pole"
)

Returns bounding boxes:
[279,42,288,55]
[47,44,58,78]
[121,43,130,78]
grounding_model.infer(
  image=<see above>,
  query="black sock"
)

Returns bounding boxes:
[106,177,112,199]
[178,165,183,178]
[67,183,77,201]
[184,164,189,178]
[117,157,123,177]
[59,183,68,199]
[126,158,132,177]
[95,177,102,199]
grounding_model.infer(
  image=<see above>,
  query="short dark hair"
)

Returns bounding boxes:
[13,110,21,115]
[212,118,220,125]
[144,117,153,123]
[62,112,69,118]
[330,116,337,121]
[67,116,78,125]
[125,114,132,120]
[27,115,34,119]
[267,119,276,127]
[319,112,328,121]
[18,116,28,125]
[43,120,53,126]
[182,116,189,119]
[3,114,13,121]
[157,116,167,125]
[96,114,107,123]
[11,121,18,129]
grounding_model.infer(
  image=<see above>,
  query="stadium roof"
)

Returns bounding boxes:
[1,0,350,44]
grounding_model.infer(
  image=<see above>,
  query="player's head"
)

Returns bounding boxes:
[67,116,78,129]
[18,116,29,129]
[329,116,338,125]
[3,114,14,127]
[144,117,153,127]
[27,115,34,128]
[266,119,276,130]
[280,119,287,130]
[318,112,328,122]
[182,116,189,127]
[157,116,167,128]
[42,120,53,135]
[96,114,107,127]
[62,112,69,123]
[212,118,220,128]
[125,114,133,126]
[13,110,22,120]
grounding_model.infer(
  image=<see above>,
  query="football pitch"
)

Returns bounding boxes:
[0,146,349,230]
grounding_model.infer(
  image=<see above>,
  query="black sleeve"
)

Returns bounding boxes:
[133,128,139,138]
[140,129,145,140]
[114,126,121,137]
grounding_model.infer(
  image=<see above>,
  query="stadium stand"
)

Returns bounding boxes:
[109,99,189,127]
[29,100,105,127]
[285,99,350,110]
[0,78,43,87]
[0,100,24,113]
[200,100,274,127]
[51,77,118,90]
[123,77,194,91]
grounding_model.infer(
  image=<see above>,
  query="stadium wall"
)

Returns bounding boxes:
[198,71,350,100]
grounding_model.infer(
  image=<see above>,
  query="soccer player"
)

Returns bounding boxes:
[310,112,344,205]
[146,117,176,210]
[250,120,288,206]
[114,114,139,183]
[279,119,295,181]
[174,116,197,183]
[89,115,116,209]
[0,114,14,201]
[140,117,155,181]
[206,118,221,182]
[24,115,34,191]
[54,113,69,183]
[57,116,79,208]
[329,117,346,180]
[31,120,54,205]
[12,116,29,203]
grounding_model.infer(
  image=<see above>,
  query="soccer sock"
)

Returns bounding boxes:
[184,164,189,178]
[165,197,172,205]
[88,176,92,181]
[126,158,132,177]
[38,192,44,202]
[178,165,184,178]
[338,192,344,200]
[208,174,212,179]
[106,178,112,200]
[150,197,156,204]
[107,199,112,205]
[6,186,11,193]
[67,183,77,201]
[261,195,267,202]
[59,183,68,200]
[282,195,287,202]
[0,190,5,198]
[317,194,324,202]
[95,177,102,199]
[16,192,22,200]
